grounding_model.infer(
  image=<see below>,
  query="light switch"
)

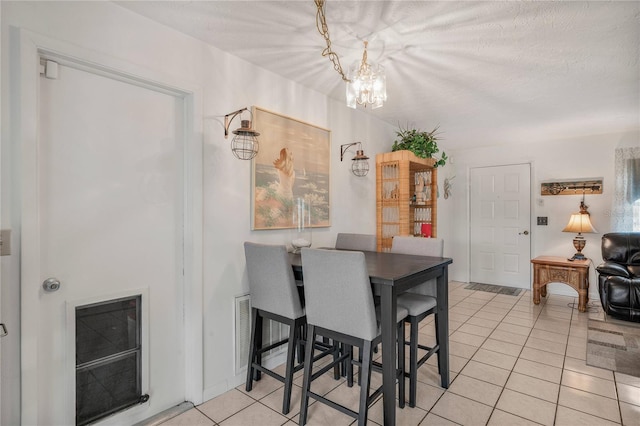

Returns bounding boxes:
[0,229,11,256]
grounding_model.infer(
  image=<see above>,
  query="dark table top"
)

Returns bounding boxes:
[289,249,453,292]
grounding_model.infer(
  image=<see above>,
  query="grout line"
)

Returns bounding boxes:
[188,288,631,426]
[451,288,517,424]
[474,288,546,424]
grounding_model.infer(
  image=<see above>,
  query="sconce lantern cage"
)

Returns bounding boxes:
[224,107,260,160]
[340,142,370,177]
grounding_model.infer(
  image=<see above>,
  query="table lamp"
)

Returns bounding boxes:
[562,200,597,260]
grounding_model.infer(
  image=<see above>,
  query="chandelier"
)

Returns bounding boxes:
[346,41,386,109]
[315,0,387,109]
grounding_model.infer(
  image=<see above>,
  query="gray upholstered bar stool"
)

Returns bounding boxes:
[334,233,378,365]
[299,248,407,426]
[335,233,377,252]
[243,242,312,415]
[391,236,443,407]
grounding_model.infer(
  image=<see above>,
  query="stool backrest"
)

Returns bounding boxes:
[335,233,377,252]
[391,236,444,296]
[391,236,443,257]
[244,242,304,319]
[301,248,378,341]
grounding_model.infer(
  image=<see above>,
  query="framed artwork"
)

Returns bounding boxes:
[251,107,331,230]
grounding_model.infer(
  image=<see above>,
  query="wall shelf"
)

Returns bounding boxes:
[541,178,603,196]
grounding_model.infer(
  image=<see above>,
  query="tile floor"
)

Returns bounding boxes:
[160,281,640,425]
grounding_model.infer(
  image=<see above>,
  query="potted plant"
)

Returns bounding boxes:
[391,125,447,167]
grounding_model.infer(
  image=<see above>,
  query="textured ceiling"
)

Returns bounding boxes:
[117,1,640,150]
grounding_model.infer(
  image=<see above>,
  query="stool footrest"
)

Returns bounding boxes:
[256,337,288,356]
[310,351,347,382]
[416,344,439,369]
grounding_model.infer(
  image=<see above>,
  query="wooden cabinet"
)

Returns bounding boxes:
[376,150,438,252]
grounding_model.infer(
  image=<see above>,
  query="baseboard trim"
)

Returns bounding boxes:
[133,402,194,426]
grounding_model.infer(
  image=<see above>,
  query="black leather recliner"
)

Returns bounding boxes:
[596,232,640,322]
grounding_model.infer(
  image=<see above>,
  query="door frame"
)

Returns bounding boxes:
[0,6,3,424]
[14,28,203,424]
[467,161,534,288]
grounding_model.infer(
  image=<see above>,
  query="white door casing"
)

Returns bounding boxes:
[470,164,531,289]
[0,7,3,423]
[17,30,203,425]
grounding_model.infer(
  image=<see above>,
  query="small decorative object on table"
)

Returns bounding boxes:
[290,197,312,253]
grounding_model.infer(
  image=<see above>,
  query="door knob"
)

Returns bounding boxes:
[42,277,61,292]
[519,230,529,235]
[0,323,7,337]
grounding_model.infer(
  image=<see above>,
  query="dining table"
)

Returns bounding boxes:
[289,249,453,426]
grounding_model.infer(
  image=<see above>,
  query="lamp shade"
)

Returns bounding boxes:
[562,213,597,234]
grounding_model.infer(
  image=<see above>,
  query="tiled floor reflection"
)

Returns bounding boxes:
[160,282,640,425]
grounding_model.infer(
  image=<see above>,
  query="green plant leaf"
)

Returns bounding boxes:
[391,124,446,166]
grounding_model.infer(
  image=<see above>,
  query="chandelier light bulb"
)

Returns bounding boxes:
[346,42,386,109]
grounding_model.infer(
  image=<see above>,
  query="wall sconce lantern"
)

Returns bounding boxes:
[562,198,598,260]
[224,107,260,160]
[340,142,369,177]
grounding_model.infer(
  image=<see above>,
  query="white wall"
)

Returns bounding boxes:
[0,1,395,423]
[445,130,639,299]
[3,2,638,423]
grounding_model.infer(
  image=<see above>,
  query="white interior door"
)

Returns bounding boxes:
[24,57,186,424]
[470,164,531,289]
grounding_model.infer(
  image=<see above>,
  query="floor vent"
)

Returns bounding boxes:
[234,294,288,375]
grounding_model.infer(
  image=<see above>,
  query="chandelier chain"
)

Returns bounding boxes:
[315,0,350,82]
[358,41,369,76]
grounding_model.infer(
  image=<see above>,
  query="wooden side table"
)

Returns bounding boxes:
[531,256,590,312]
